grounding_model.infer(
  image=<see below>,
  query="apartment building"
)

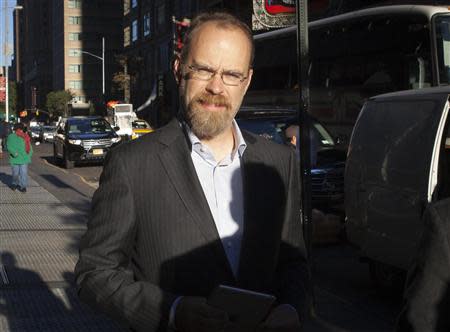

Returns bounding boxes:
[52,0,123,109]
[15,0,123,112]
[14,0,53,111]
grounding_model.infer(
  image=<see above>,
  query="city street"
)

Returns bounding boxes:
[0,142,403,331]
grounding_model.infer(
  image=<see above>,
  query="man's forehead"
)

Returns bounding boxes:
[186,23,251,68]
[190,21,249,47]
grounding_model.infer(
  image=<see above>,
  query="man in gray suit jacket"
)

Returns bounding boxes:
[75,11,310,332]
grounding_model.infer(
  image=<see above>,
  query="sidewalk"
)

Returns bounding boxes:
[0,156,125,331]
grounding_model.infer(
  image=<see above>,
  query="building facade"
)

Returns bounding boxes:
[14,0,123,114]
[52,0,123,110]
[14,0,53,112]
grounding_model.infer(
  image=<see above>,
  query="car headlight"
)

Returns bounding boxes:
[68,139,82,145]
[111,136,121,143]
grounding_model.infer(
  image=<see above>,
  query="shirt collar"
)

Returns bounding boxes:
[183,120,247,159]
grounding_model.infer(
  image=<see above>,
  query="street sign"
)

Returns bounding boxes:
[253,0,296,30]
[0,76,6,102]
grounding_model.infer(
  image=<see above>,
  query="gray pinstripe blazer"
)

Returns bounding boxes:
[75,118,310,331]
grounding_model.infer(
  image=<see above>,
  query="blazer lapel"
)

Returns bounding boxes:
[158,120,235,281]
[237,133,281,290]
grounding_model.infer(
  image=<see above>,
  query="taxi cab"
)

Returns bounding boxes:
[131,120,153,139]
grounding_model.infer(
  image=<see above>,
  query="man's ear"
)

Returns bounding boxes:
[173,56,182,84]
[243,68,253,94]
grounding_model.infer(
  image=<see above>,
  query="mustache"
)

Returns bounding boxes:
[193,93,231,109]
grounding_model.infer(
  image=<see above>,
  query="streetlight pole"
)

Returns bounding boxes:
[80,37,105,96]
[102,37,105,96]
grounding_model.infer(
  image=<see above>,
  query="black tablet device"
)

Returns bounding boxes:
[207,285,276,328]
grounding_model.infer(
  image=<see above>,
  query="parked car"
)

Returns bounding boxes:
[39,125,57,142]
[237,106,346,208]
[29,126,41,141]
[345,86,450,288]
[53,116,121,169]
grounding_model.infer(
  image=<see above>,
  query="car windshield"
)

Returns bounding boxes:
[30,127,40,133]
[67,119,112,134]
[133,121,149,129]
[42,126,56,132]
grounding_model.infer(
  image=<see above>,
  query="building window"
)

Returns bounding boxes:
[69,64,82,73]
[68,16,82,25]
[124,0,130,14]
[69,32,81,41]
[124,26,131,47]
[157,3,165,29]
[132,20,138,42]
[68,0,82,9]
[68,49,81,57]
[69,80,83,89]
[144,13,151,37]
[132,0,138,8]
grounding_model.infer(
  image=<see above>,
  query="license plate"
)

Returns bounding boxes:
[92,149,103,155]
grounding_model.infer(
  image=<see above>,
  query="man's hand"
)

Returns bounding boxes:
[257,304,301,332]
[175,296,230,332]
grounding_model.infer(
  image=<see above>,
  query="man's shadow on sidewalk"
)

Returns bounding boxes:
[0,172,13,187]
[0,251,72,331]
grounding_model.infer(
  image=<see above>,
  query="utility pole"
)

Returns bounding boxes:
[4,0,10,122]
[102,37,105,97]
[296,0,315,314]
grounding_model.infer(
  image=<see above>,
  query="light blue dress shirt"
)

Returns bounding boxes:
[169,121,247,328]
[185,120,247,277]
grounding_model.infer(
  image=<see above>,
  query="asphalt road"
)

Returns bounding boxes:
[25,141,404,331]
[28,141,102,216]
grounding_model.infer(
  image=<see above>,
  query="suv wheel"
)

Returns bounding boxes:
[64,149,75,169]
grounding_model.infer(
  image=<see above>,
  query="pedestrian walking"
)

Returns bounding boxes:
[75,11,310,332]
[6,122,33,192]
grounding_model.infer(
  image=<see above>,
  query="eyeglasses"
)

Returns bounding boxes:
[184,64,248,86]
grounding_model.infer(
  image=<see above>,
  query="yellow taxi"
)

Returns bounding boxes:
[131,120,153,139]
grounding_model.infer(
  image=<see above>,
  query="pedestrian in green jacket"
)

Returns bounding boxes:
[6,123,33,192]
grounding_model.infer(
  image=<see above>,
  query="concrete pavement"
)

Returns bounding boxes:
[0,155,125,331]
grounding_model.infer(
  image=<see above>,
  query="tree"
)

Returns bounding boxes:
[0,82,17,120]
[112,54,142,103]
[112,55,131,103]
[46,90,74,118]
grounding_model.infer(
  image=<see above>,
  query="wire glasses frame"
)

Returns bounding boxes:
[183,64,249,86]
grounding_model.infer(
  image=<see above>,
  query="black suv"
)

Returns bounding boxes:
[53,116,121,168]
[237,106,346,208]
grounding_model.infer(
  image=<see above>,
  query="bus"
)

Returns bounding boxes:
[246,5,450,146]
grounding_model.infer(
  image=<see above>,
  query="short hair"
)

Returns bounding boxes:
[179,11,254,68]
[285,125,299,139]
[13,123,24,131]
